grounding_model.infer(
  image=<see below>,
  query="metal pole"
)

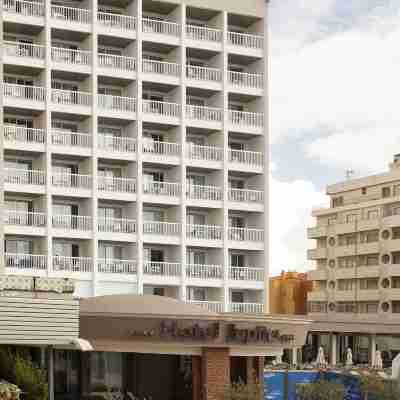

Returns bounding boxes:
[48,346,54,400]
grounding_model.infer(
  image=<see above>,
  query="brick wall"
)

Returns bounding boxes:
[202,348,230,400]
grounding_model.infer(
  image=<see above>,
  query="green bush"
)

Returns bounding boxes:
[224,380,263,400]
[360,374,400,400]
[296,380,345,400]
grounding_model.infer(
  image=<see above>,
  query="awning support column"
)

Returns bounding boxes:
[48,346,54,400]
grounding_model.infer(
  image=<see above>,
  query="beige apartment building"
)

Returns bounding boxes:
[306,155,400,366]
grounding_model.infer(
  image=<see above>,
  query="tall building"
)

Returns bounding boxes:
[0,0,269,313]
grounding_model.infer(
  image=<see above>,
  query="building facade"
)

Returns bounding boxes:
[0,0,269,313]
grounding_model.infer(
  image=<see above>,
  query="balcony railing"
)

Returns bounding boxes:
[52,130,91,148]
[143,181,181,197]
[229,267,264,281]
[4,41,45,60]
[228,302,264,314]
[52,214,92,231]
[229,110,264,128]
[3,0,44,17]
[98,259,137,274]
[98,176,136,193]
[142,59,180,77]
[186,185,222,201]
[186,224,222,240]
[227,31,263,49]
[142,100,180,118]
[51,89,91,106]
[186,25,222,42]
[142,140,180,156]
[52,172,92,189]
[51,47,91,66]
[188,300,223,313]
[143,221,180,236]
[5,168,45,186]
[229,149,264,166]
[228,227,264,242]
[4,210,46,227]
[98,53,136,71]
[97,12,136,30]
[5,253,47,270]
[186,105,222,122]
[52,256,92,273]
[98,217,136,233]
[98,135,136,152]
[143,262,181,277]
[4,125,45,144]
[98,94,136,112]
[186,143,223,162]
[142,17,180,37]
[51,5,91,24]
[186,65,222,82]
[229,71,263,89]
[186,264,222,279]
[4,83,45,102]
[228,188,263,203]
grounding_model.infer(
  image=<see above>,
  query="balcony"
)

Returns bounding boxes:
[185,25,222,49]
[228,302,264,314]
[142,18,180,43]
[98,95,136,117]
[4,210,46,227]
[186,143,223,169]
[52,214,91,231]
[98,259,137,275]
[229,267,264,282]
[98,54,136,76]
[143,181,181,200]
[229,149,264,171]
[307,248,328,260]
[97,217,136,234]
[142,140,180,164]
[228,71,263,93]
[3,41,45,66]
[307,226,328,239]
[51,130,92,156]
[143,221,180,235]
[186,185,222,205]
[98,176,136,200]
[186,224,223,247]
[98,135,136,158]
[4,83,45,109]
[52,173,92,195]
[229,110,264,134]
[227,31,264,54]
[51,5,91,30]
[5,253,47,274]
[186,105,223,129]
[186,264,223,280]
[97,12,136,37]
[51,89,91,114]
[51,47,91,71]
[142,59,180,83]
[187,300,223,313]
[143,262,181,277]
[228,227,264,242]
[229,189,263,204]
[3,0,45,20]
[52,256,92,274]
[5,168,45,193]
[142,100,180,124]
[4,125,45,151]
[186,65,222,90]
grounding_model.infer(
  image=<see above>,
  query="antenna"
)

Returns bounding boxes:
[345,169,355,180]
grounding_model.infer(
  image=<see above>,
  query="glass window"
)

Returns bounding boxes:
[231,253,245,267]
[5,239,32,254]
[54,350,80,400]
[90,352,123,392]
[187,249,206,265]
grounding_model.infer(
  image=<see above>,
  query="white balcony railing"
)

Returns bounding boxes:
[186,105,222,122]
[186,143,223,162]
[3,0,44,17]
[228,302,264,314]
[4,83,45,102]
[98,135,136,152]
[98,259,137,274]
[4,125,45,144]
[142,59,180,77]
[229,267,264,282]
[142,17,180,37]
[229,110,264,128]
[186,25,222,42]
[186,224,222,240]
[4,41,45,60]
[186,185,222,201]
[52,173,92,189]
[5,253,47,270]
[143,181,181,197]
[4,210,46,227]
[52,256,92,273]
[98,53,136,71]
[227,31,263,49]
[143,262,181,277]
[98,217,136,233]
[228,227,264,242]
[143,221,180,236]
[52,214,92,231]
[186,65,222,82]
[98,94,136,112]
[97,12,136,30]
[142,100,180,118]
[142,140,180,156]
[229,71,263,89]
[186,264,222,279]
[188,300,223,313]
[52,130,91,148]
[229,149,264,166]
[51,89,91,106]
[5,168,45,186]
[51,47,91,66]
[98,176,136,193]
[228,188,264,203]
[51,5,91,24]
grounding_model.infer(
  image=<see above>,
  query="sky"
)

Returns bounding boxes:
[268,0,400,275]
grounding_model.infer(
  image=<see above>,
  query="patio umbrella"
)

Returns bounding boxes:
[315,346,327,367]
[345,348,353,367]
[374,350,383,369]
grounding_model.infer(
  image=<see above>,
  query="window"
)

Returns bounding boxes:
[336,302,357,313]
[230,253,245,267]
[144,210,164,222]
[187,287,206,301]
[382,187,391,198]
[98,244,122,260]
[5,239,33,254]
[367,209,379,219]
[346,214,357,223]
[186,174,205,187]
[338,279,356,291]
[361,187,367,195]
[358,303,378,314]
[393,302,400,313]
[360,230,379,243]
[338,257,354,268]
[393,253,400,264]
[359,279,378,290]
[231,291,244,303]
[392,278,400,288]
[308,302,327,313]
[365,255,379,266]
[186,213,205,226]
[90,352,123,391]
[332,197,343,208]
[187,249,206,265]
[394,185,400,196]
[393,228,400,240]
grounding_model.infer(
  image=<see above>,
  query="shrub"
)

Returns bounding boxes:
[224,380,263,400]
[360,374,400,400]
[296,380,345,400]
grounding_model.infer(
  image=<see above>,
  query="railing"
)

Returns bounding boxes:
[98,217,136,233]
[186,65,222,82]
[186,25,222,42]
[186,143,223,162]
[51,47,91,65]
[51,5,91,24]
[98,176,136,193]
[228,227,264,242]
[5,168,45,185]
[228,302,264,314]
[98,135,136,152]
[186,105,222,122]
[4,41,45,59]
[98,94,136,112]
[186,224,222,240]
[143,221,180,236]
[3,0,44,17]
[98,259,137,274]
[186,264,222,279]
[142,59,180,77]
[3,83,45,102]
[52,256,92,273]
[143,262,181,277]
[229,110,264,128]
[227,31,263,49]
[142,140,180,156]
[97,11,136,30]
[186,185,222,201]
[4,210,46,227]
[142,17,180,37]
[229,267,264,281]
[143,181,181,197]
[228,188,263,203]
[229,149,264,166]
[52,214,92,230]
[188,301,223,313]
[51,89,91,106]
[4,125,45,144]
[142,100,180,118]
[229,71,263,89]
[52,130,91,148]
[5,253,47,270]
[52,172,92,189]
[98,53,136,71]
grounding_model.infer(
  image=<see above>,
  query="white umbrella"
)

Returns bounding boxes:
[345,348,353,367]
[315,346,327,367]
[374,350,383,369]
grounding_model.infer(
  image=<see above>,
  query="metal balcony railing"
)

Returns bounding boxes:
[51,47,91,66]
[227,31,263,49]
[5,253,47,270]
[3,0,44,17]
[142,17,180,37]
[228,227,264,242]
[229,149,264,166]
[5,168,45,185]
[143,221,181,236]
[186,185,222,201]
[142,59,180,77]
[98,259,137,274]
[97,176,136,193]
[97,217,136,233]
[229,71,263,89]
[143,181,181,197]
[186,264,223,279]
[186,25,222,42]
[4,83,45,102]
[52,256,92,273]
[4,210,46,227]
[52,172,92,189]
[142,100,180,117]
[186,224,222,240]
[98,53,136,71]
[52,130,91,148]
[98,94,136,112]
[186,105,222,122]
[4,125,45,144]
[186,143,223,162]
[143,261,181,277]
[228,188,264,203]
[4,41,45,59]
[97,11,136,30]
[51,5,90,24]
[142,140,180,156]
[228,302,264,313]
[52,214,92,230]
[186,65,222,82]
[229,110,264,128]
[51,89,91,106]
[98,135,136,152]
[229,267,264,281]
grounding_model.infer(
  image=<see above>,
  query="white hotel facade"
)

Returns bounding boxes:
[0,0,268,313]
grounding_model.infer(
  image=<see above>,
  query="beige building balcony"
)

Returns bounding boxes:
[186,65,222,90]
[142,59,180,84]
[5,253,47,275]
[142,100,180,124]
[142,140,180,164]
[186,143,223,169]
[5,168,46,194]
[52,256,92,274]
[186,224,223,247]
[4,125,45,152]
[186,105,223,130]
[4,83,45,110]
[97,95,136,118]
[186,264,223,280]
[142,17,180,45]
[228,71,264,96]
[97,12,136,38]
[3,0,45,23]
[143,221,181,245]
[227,31,264,57]
[51,89,91,114]
[186,185,223,207]
[98,176,136,201]
[229,110,264,135]
[185,24,222,51]
[52,214,92,239]
[97,259,137,275]
[187,300,223,313]
[52,172,92,197]
[308,290,328,302]
[51,130,92,156]
[4,210,46,236]
[307,226,328,239]
[307,248,328,260]
[98,217,137,242]
[4,40,45,67]
[51,5,91,32]
[228,149,264,173]
[98,54,136,78]
[228,302,264,314]
[307,268,328,281]
[228,227,264,250]
[143,181,181,204]
[97,135,136,160]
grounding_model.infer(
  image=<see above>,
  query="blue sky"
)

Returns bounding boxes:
[268,0,400,274]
